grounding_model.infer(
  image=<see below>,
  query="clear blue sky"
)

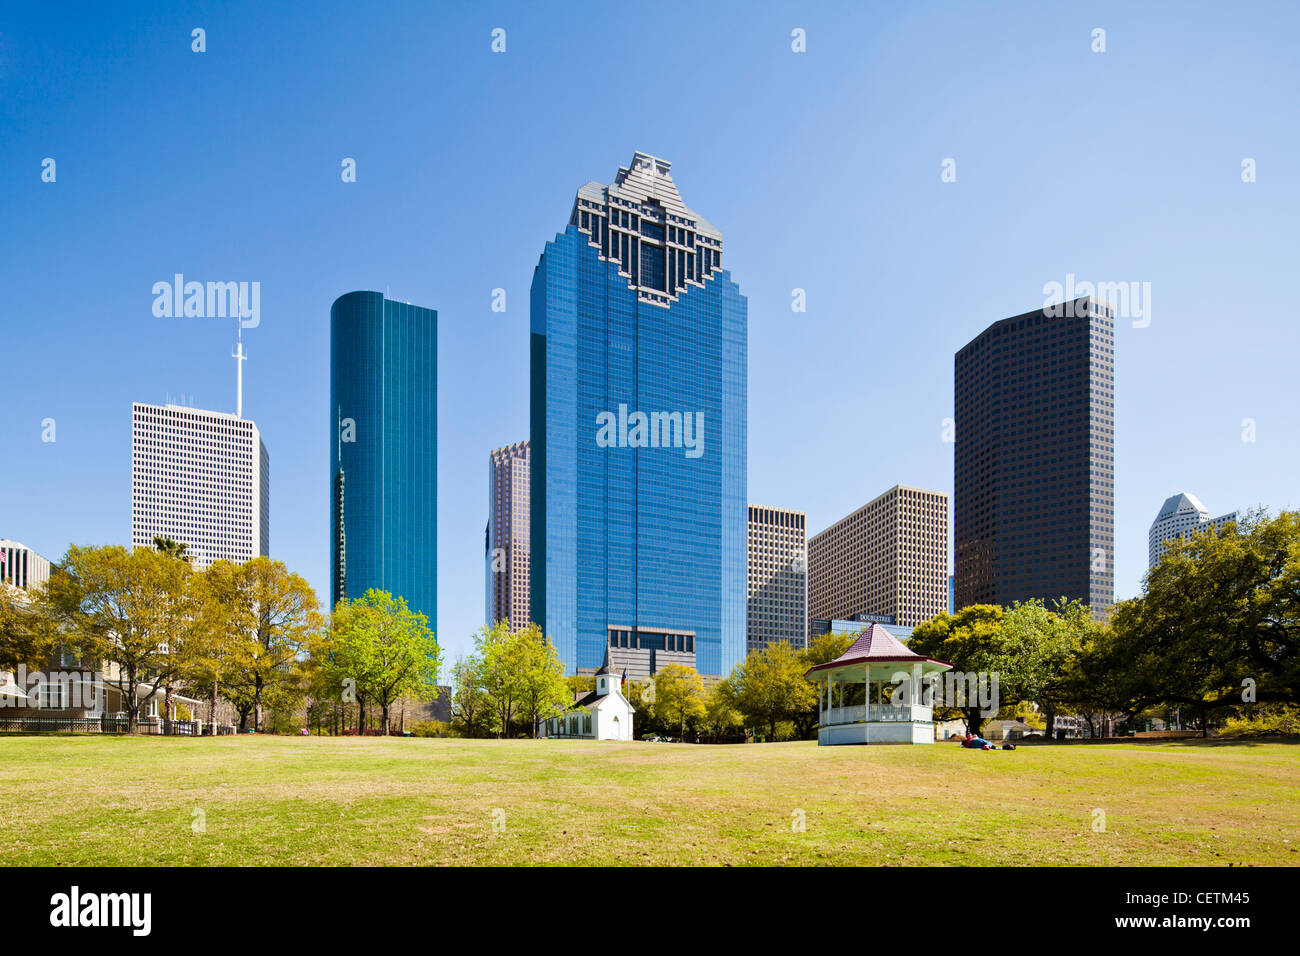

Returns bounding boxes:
[3,1,1297,672]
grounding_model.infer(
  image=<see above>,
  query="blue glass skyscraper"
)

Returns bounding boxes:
[330,291,437,633]
[530,153,746,678]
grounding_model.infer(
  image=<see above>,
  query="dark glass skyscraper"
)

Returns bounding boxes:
[330,291,437,631]
[530,152,746,677]
[954,296,1114,615]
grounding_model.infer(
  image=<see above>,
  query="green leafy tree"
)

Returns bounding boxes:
[450,656,497,737]
[474,620,523,737]
[42,545,193,732]
[702,678,745,738]
[511,624,570,738]
[216,557,321,732]
[727,642,815,741]
[323,590,441,735]
[622,679,661,737]
[908,605,1007,735]
[651,664,707,738]
[793,630,856,736]
[0,581,57,675]
[1104,509,1300,733]
[1000,598,1096,739]
[152,536,192,565]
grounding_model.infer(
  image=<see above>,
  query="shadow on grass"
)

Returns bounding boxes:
[1016,734,1300,748]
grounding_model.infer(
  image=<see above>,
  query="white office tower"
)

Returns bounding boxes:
[1148,492,1237,568]
[131,403,269,569]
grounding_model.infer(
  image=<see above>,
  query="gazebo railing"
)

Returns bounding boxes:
[824,703,933,725]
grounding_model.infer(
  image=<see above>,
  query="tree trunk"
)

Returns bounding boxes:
[381,701,390,735]
[126,667,139,735]
[1043,703,1057,741]
[963,706,984,737]
[254,678,264,732]
[210,679,219,736]
[163,676,174,738]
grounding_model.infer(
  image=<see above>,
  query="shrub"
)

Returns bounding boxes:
[1220,704,1300,737]
[409,720,451,738]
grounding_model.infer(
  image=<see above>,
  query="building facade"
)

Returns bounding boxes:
[1148,492,1237,568]
[746,504,807,654]
[0,540,52,592]
[954,297,1115,615]
[530,152,747,678]
[130,403,269,569]
[330,291,438,629]
[486,441,531,631]
[808,485,949,629]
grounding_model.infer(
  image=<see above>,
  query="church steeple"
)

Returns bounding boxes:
[595,647,621,698]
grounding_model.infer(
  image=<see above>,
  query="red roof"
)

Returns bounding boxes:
[805,623,950,675]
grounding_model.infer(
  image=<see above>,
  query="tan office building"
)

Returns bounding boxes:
[746,505,807,654]
[485,441,531,632]
[808,485,949,629]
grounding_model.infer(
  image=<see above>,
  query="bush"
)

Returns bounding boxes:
[409,720,451,738]
[1220,704,1300,737]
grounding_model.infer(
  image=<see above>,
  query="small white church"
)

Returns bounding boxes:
[539,652,635,741]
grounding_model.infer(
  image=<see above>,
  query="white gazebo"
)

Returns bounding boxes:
[806,623,952,745]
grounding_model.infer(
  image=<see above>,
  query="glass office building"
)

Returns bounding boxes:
[330,291,438,632]
[530,152,747,677]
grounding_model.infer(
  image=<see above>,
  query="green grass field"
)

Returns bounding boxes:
[1,735,1296,866]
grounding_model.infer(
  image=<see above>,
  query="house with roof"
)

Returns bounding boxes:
[539,652,635,741]
[805,623,952,745]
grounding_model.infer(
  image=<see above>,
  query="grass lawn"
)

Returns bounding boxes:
[0,735,1297,866]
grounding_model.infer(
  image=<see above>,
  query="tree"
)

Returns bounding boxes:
[43,545,193,733]
[1102,509,1300,731]
[909,605,1007,735]
[0,581,56,676]
[152,536,192,565]
[215,557,320,732]
[726,642,815,741]
[322,590,441,735]
[474,621,522,737]
[621,679,660,738]
[1000,599,1095,739]
[651,664,707,738]
[151,541,220,728]
[702,678,745,739]
[794,630,856,737]
[511,624,569,738]
[450,656,497,737]
[183,571,239,734]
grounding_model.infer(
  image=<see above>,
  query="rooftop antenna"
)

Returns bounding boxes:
[233,287,247,418]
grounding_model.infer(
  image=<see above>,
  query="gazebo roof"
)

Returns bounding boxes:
[805,623,951,677]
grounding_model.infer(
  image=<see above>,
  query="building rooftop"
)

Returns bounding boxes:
[1154,492,1209,522]
[806,623,949,674]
